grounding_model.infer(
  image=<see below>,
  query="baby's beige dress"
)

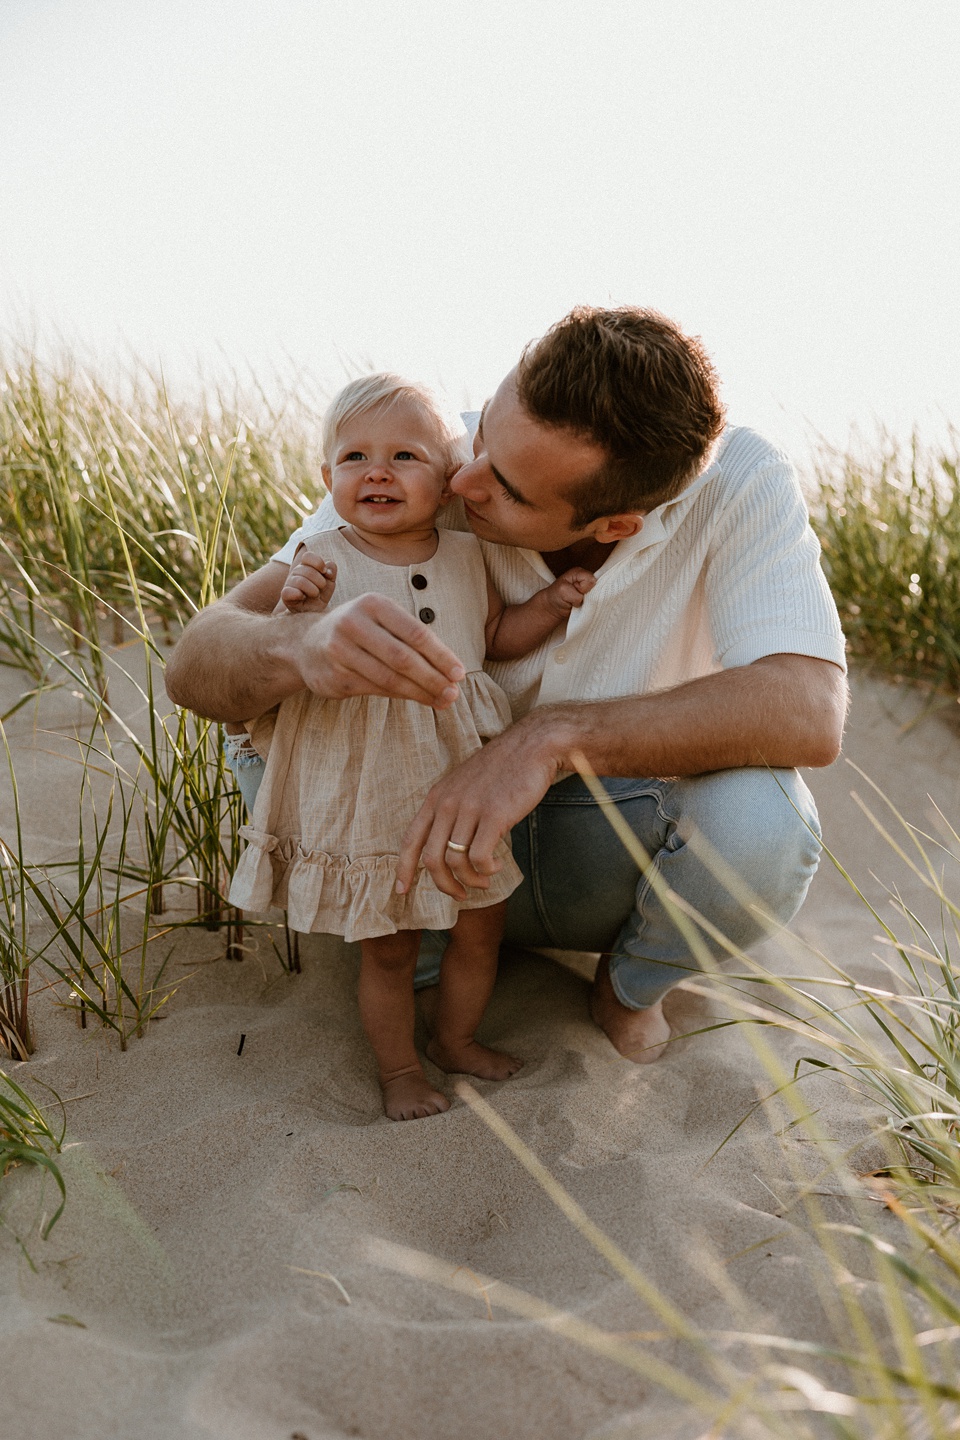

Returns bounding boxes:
[228,527,523,941]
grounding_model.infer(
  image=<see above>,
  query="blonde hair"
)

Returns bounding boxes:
[321,373,470,475]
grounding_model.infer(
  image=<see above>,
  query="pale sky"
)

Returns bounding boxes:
[1,1,958,466]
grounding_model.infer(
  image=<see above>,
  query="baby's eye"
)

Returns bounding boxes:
[341,451,366,462]
[394,450,417,461]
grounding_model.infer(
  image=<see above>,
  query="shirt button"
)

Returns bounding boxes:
[554,650,567,664]
[411,574,428,590]
[419,607,436,624]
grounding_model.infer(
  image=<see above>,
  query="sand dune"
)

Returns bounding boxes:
[0,670,955,1440]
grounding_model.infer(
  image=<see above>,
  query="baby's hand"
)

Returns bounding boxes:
[275,550,338,615]
[542,567,596,618]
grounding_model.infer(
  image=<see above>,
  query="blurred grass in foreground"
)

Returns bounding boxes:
[378,763,960,1438]
[811,434,960,691]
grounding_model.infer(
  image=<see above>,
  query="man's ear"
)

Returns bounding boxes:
[591,513,645,544]
[321,462,332,490]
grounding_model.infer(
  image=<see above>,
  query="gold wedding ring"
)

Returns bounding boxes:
[445,841,470,853]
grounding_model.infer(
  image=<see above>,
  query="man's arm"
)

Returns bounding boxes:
[164,561,467,722]
[396,653,847,900]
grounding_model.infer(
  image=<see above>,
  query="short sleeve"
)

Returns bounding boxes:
[705,456,847,671]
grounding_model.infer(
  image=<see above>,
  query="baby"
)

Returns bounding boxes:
[229,374,594,1120]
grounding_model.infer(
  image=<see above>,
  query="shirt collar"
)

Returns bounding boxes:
[594,427,732,573]
[474,423,733,579]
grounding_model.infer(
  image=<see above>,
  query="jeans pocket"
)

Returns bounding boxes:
[538,774,661,807]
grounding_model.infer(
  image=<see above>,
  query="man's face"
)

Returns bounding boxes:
[449,371,611,551]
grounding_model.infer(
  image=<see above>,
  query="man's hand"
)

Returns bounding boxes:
[164,560,468,721]
[396,716,563,900]
[395,653,846,900]
[300,592,466,705]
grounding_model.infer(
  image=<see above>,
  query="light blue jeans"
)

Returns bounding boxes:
[224,742,821,1010]
[223,732,269,815]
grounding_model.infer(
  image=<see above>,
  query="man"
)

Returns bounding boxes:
[165,307,847,1063]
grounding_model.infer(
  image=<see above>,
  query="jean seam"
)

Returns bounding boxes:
[526,808,562,948]
[608,781,680,1001]
[538,780,670,808]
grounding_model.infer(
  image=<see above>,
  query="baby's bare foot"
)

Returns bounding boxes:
[426,1037,523,1081]
[380,1066,450,1122]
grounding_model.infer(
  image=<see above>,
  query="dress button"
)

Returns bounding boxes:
[554,650,567,664]
[419,607,436,624]
[411,573,428,590]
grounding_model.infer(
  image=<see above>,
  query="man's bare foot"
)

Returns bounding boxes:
[590,956,672,1064]
[380,1065,450,1121]
[426,1037,523,1081]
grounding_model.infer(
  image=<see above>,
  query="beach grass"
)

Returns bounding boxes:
[0,348,325,1057]
[0,723,35,1060]
[0,345,324,645]
[3,347,960,1429]
[811,432,960,692]
[0,1067,65,1239]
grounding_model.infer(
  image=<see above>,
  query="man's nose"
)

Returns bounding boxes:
[450,457,489,501]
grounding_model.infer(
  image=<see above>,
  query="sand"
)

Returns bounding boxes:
[1,668,957,1440]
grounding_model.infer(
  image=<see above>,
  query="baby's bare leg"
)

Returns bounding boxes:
[426,902,522,1081]
[359,930,449,1121]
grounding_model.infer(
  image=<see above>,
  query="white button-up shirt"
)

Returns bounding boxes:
[272,422,846,720]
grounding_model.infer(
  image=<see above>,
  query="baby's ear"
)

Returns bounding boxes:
[321,462,332,490]
[437,468,459,507]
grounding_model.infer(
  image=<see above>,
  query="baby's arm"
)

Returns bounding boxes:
[485,568,596,661]
[273,545,338,616]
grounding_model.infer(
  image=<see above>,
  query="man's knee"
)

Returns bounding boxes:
[669,767,821,924]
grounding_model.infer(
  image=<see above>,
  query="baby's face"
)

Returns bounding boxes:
[324,397,451,535]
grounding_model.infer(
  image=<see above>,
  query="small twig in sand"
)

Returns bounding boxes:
[752,1174,789,1212]
[484,1209,510,1237]
[320,1182,364,1202]
[287,1266,351,1305]
[721,1233,790,1266]
[450,1265,495,1320]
